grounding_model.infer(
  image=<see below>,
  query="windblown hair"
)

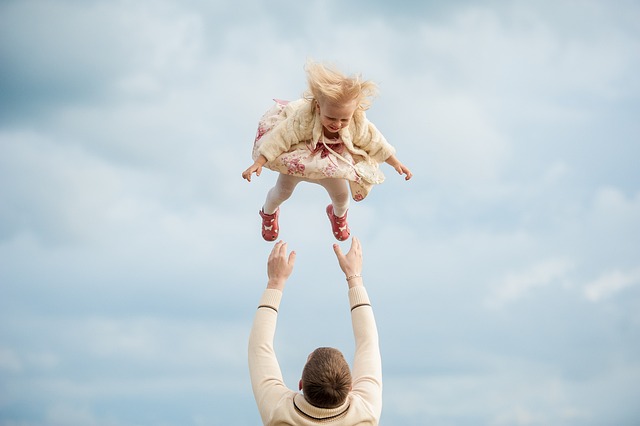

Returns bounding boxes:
[304,61,378,111]
[301,347,352,409]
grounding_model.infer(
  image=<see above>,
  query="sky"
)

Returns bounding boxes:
[1,0,639,425]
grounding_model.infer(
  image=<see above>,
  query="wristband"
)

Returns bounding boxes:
[346,274,362,281]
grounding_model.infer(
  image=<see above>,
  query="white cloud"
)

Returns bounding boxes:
[383,371,590,425]
[420,93,510,185]
[78,317,247,367]
[485,258,574,308]
[1,0,639,425]
[584,267,640,302]
[591,187,640,220]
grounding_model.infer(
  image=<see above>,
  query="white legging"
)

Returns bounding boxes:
[263,174,350,217]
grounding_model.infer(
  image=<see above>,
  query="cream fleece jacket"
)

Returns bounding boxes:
[257,99,396,165]
[248,286,383,425]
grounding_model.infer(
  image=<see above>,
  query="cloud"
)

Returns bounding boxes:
[485,258,574,308]
[0,0,212,115]
[0,347,23,373]
[1,0,639,425]
[45,404,103,426]
[584,267,640,302]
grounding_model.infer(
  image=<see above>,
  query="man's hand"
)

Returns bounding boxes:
[333,237,363,288]
[267,241,296,291]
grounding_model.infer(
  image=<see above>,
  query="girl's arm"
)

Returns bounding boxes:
[242,101,309,182]
[385,154,413,180]
[353,116,411,180]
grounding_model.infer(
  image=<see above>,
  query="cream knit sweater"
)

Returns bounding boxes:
[256,99,396,166]
[248,287,383,425]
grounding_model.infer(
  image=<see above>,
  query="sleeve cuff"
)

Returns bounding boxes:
[348,286,371,310]
[258,288,283,311]
[257,147,275,162]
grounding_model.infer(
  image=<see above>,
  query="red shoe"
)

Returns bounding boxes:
[326,204,350,241]
[259,208,279,241]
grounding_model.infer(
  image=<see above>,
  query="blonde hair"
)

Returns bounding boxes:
[304,61,378,111]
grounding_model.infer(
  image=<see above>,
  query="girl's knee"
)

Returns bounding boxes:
[275,183,296,198]
[332,189,350,203]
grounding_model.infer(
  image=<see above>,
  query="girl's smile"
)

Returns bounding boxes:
[317,99,358,138]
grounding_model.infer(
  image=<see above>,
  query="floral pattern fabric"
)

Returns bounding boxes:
[251,99,375,201]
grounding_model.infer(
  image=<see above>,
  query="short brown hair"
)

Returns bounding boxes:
[301,347,352,408]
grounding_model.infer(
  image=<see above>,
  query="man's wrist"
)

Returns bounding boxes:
[267,278,286,290]
[346,275,364,289]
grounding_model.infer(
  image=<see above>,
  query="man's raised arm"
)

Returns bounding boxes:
[248,241,296,424]
[333,237,383,420]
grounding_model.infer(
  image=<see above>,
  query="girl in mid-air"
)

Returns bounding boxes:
[242,61,412,242]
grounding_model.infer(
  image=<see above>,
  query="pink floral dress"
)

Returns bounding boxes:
[251,99,377,201]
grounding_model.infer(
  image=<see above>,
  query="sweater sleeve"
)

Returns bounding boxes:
[348,286,383,420]
[257,99,313,162]
[355,119,396,163]
[248,289,288,424]
[342,111,396,164]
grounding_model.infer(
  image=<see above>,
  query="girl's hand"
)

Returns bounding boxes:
[395,163,413,181]
[242,162,262,182]
[385,154,413,181]
[242,156,268,182]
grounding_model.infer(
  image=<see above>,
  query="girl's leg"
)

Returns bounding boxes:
[317,178,350,217]
[318,178,350,241]
[263,174,303,214]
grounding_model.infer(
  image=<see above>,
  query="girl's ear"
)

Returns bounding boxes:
[299,379,303,391]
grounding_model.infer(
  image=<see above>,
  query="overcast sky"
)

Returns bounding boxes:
[1,0,639,425]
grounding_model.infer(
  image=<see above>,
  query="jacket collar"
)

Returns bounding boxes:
[293,393,350,421]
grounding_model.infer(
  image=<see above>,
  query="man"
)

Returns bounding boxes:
[248,237,383,425]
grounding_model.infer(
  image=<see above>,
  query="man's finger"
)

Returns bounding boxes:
[333,243,343,258]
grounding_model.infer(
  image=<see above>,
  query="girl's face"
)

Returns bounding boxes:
[317,99,358,137]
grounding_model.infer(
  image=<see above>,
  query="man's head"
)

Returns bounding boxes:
[300,347,352,408]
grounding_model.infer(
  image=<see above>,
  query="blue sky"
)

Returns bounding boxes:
[1,0,639,425]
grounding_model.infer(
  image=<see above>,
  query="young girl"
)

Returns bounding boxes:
[242,61,412,242]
